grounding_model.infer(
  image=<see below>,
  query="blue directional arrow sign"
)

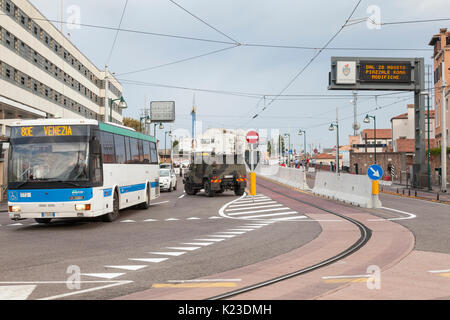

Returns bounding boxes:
[368,164,383,181]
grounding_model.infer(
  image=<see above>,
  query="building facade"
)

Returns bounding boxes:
[429,28,450,147]
[391,104,435,152]
[0,0,124,136]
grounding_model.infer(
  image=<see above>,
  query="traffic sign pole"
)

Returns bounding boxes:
[368,164,382,209]
[246,131,259,198]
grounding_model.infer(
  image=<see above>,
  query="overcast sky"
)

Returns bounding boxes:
[30,0,448,151]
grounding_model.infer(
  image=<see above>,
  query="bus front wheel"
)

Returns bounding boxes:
[102,190,120,222]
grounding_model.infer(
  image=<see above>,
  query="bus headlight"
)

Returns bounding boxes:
[75,204,91,211]
[9,206,21,212]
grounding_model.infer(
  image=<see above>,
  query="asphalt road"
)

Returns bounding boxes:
[0,177,321,300]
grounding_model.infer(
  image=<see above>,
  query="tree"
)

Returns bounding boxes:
[122,117,142,132]
[267,140,272,156]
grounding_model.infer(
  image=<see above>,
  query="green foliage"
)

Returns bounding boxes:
[428,147,450,156]
[122,117,142,132]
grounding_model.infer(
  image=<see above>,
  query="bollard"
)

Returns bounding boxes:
[415,190,417,197]
[437,193,440,201]
[371,180,381,208]
[250,172,256,196]
[408,189,411,196]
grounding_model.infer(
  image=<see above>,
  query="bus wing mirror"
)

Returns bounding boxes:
[91,139,101,154]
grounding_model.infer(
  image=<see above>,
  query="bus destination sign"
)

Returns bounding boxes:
[360,61,411,83]
[12,125,88,138]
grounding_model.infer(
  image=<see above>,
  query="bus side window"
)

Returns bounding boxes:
[114,134,126,164]
[150,142,158,164]
[143,141,150,163]
[124,136,132,164]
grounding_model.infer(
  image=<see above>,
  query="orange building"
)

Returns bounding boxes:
[429,28,450,147]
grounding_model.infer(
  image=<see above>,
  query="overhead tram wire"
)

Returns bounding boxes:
[106,0,129,66]
[0,12,436,52]
[118,78,413,101]
[167,0,240,44]
[115,44,239,76]
[244,0,363,126]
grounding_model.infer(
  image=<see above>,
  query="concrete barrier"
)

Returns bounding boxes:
[254,165,310,190]
[312,171,381,208]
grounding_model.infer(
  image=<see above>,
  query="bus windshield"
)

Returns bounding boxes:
[9,141,89,183]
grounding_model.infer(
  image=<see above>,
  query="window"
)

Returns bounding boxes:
[124,136,132,163]
[137,140,144,163]
[100,131,116,164]
[130,138,140,163]
[143,141,150,163]
[150,142,158,164]
[114,134,126,164]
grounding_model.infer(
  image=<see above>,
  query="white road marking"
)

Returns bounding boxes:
[143,219,158,222]
[208,216,222,219]
[270,216,307,221]
[167,279,242,283]
[178,194,186,199]
[228,207,294,216]
[368,207,417,221]
[226,204,283,211]
[242,225,264,228]
[129,258,168,263]
[81,273,125,279]
[234,198,273,204]
[207,234,236,238]
[194,238,225,242]
[243,211,299,219]
[182,242,214,246]
[215,231,247,235]
[229,201,277,208]
[39,281,132,300]
[104,265,147,271]
[150,201,170,206]
[187,217,201,220]
[148,251,186,256]
[7,223,23,226]
[429,269,450,273]
[0,285,36,300]
[165,218,179,221]
[227,228,255,231]
[166,246,200,251]
[120,220,135,223]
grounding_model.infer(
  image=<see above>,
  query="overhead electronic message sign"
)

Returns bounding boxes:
[359,61,411,83]
[328,57,420,91]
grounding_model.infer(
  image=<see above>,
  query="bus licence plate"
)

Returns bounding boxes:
[224,175,233,179]
[41,212,55,218]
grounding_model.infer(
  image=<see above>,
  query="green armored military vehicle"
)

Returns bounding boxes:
[183,152,247,197]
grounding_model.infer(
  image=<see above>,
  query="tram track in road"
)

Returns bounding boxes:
[207,181,372,300]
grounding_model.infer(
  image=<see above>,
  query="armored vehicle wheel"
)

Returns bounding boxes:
[234,185,245,196]
[184,181,198,195]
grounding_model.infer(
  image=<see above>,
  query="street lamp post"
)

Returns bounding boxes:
[284,133,291,167]
[139,115,151,133]
[109,96,127,123]
[165,131,172,164]
[364,114,377,164]
[329,123,339,173]
[298,129,306,168]
[421,91,432,190]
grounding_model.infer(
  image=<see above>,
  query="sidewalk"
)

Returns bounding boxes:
[380,182,450,204]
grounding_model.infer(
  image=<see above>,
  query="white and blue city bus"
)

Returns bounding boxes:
[7,119,160,223]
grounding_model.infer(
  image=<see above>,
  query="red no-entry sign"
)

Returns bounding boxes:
[246,131,259,144]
